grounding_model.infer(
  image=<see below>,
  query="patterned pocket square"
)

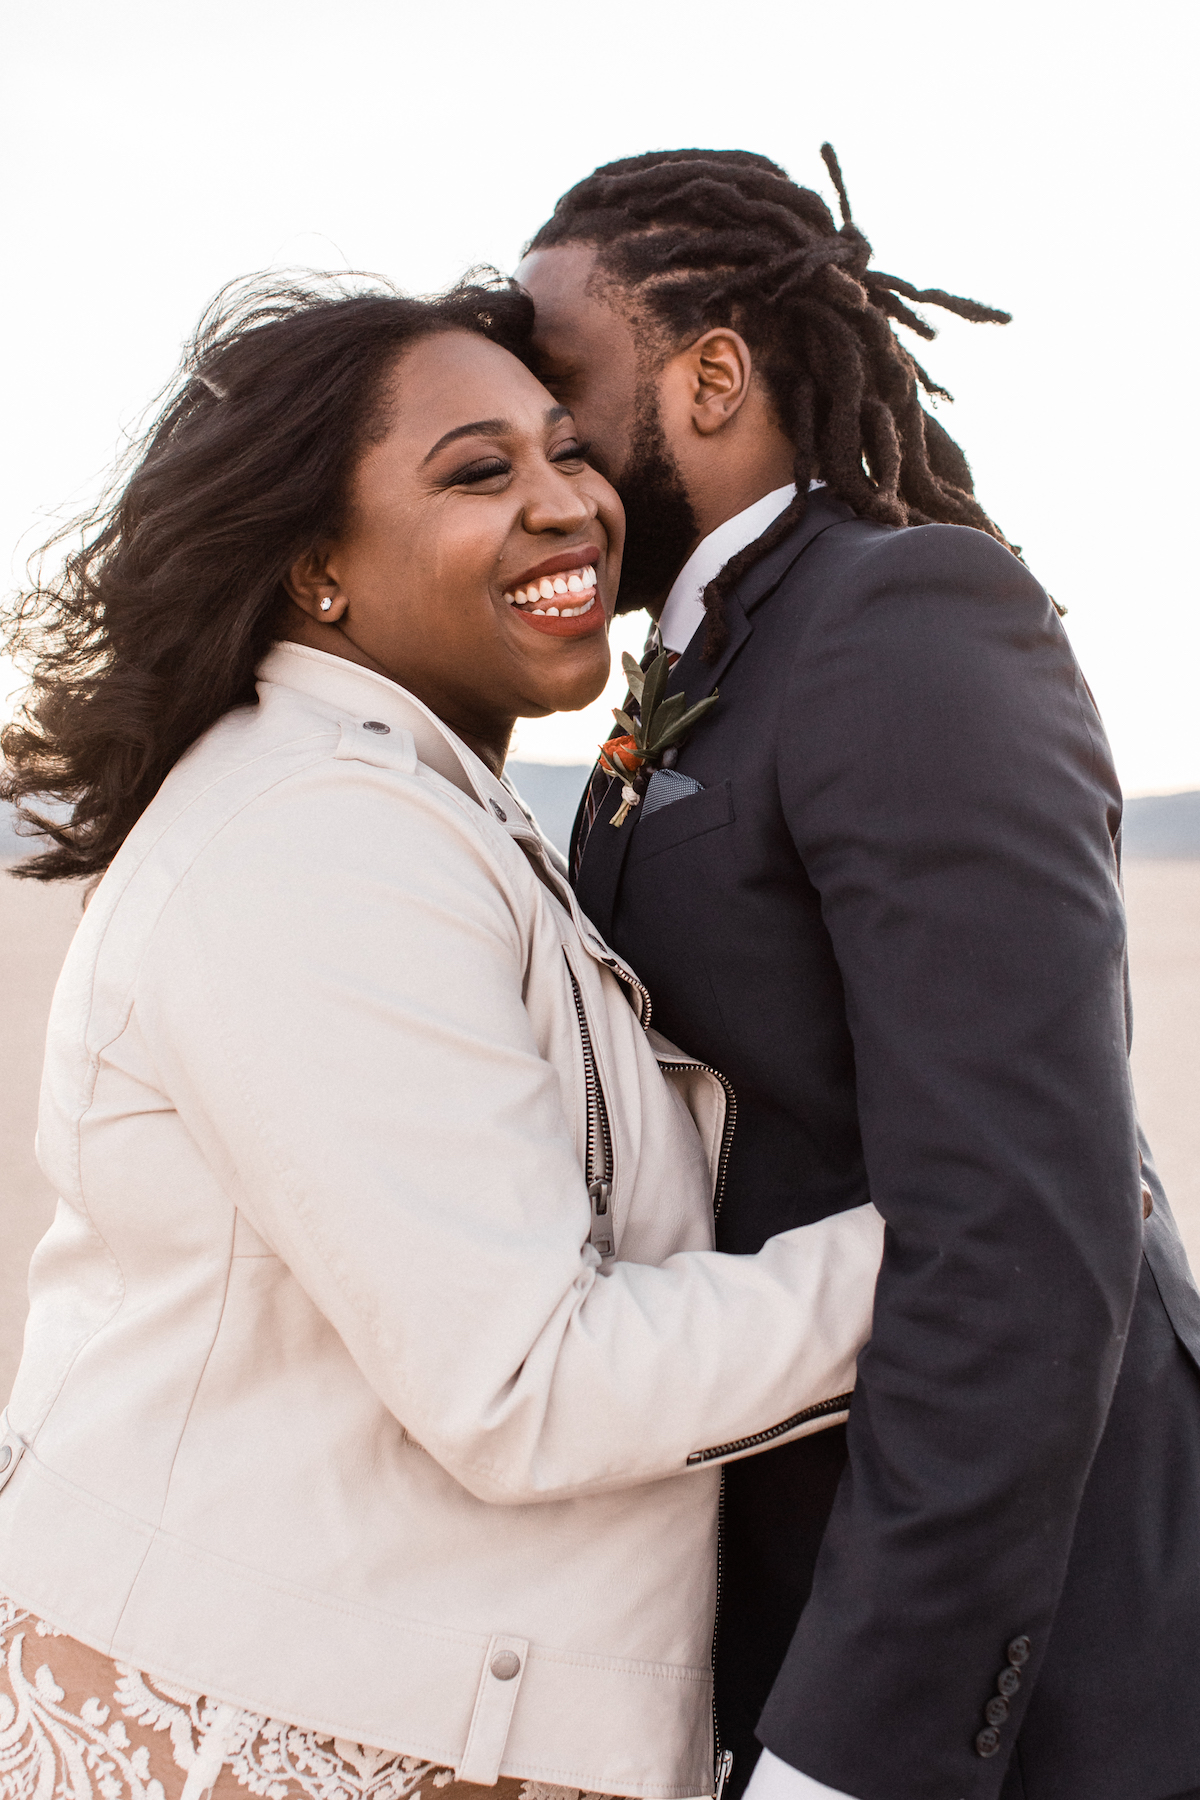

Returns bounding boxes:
[641,768,704,818]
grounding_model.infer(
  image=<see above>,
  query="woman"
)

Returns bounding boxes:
[0,274,882,1800]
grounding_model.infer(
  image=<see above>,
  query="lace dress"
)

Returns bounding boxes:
[0,1598,614,1800]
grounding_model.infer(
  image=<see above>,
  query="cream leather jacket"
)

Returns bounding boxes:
[0,644,883,1800]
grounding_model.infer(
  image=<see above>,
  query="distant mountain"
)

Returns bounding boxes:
[1119,790,1200,860]
[3,778,1198,867]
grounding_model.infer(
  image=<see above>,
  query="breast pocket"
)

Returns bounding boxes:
[631,779,735,860]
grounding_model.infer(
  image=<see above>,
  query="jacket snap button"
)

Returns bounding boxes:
[976,1728,1001,1758]
[0,1446,10,1471]
[362,720,390,734]
[489,799,507,822]
[489,1650,520,1681]
[1007,1635,1032,1667]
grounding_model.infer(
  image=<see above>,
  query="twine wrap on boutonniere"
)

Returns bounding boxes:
[598,648,719,827]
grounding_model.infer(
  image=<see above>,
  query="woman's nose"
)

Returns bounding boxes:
[522,467,595,536]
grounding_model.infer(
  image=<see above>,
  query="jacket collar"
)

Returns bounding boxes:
[258,642,548,850]
[730,485,857,618]
[665,488,856,698]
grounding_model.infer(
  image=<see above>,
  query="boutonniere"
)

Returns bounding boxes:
[599,648,718,827]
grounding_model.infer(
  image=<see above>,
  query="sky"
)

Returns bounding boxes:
[3,0,1197,787]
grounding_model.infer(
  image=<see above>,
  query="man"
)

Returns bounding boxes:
[515,149,1200,1800]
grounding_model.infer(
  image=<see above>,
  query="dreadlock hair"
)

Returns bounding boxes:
[526,145,1015,656]
[1,269,534,882]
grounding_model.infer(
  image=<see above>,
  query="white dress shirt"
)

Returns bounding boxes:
[659,479,860,1800]
[743,1748,857,1800]
[657,481,823,655]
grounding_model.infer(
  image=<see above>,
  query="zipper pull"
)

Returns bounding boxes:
[714,1749,734,1800]
[588,1179,614,1259]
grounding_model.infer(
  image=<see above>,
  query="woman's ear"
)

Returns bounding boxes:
[285,547,347,623]
[687,329,754,438]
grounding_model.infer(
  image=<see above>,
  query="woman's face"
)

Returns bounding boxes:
[285,330,623,768]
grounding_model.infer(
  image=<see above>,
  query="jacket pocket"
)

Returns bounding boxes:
[631,780,734,860]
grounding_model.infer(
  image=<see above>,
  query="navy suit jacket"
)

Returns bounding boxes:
[573,492,1200,1800]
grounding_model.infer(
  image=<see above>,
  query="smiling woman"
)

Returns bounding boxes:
[0,270,883,1800]
[0,272,617,872]
[281,329,617,774]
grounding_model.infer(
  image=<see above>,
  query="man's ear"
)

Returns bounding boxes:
[284,547,347,623]
[685,329,754,438]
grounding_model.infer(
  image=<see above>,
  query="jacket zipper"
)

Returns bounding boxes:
[686,1391,855,1467]
[565,958,615,1260]
[568,959,739,1791]
[654,1059,737,1221]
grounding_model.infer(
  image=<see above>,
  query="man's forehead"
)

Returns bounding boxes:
[516,246,629,351]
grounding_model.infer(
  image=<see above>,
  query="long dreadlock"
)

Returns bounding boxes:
[526,145,1017,655]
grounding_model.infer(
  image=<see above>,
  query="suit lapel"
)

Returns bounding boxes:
[573,763,635,941]
[574,491,857,929]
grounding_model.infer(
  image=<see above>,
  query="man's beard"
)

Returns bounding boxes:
[612,389,699,615]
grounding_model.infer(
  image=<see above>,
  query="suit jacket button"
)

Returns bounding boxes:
[986,1697,1010,1727]
[976,1728,1002,1758]
[362,720,390,734]
[1007,1636,1032,1667]
[1142,1182,1154,1219]
[997,1668,1021,1698]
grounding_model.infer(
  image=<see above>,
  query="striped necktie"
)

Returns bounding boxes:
[571,642,680,880]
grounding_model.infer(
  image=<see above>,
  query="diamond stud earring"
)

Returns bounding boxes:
[319,597,333,613]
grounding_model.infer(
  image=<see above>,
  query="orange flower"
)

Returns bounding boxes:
[598,734,644,780]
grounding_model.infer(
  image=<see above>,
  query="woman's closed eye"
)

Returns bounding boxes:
[443,456,511,489]
[549,438,592,470]
[441,439,593,490]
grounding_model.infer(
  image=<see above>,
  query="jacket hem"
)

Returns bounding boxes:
[0,1451,713,1799]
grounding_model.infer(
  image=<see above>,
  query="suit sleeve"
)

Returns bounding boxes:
[762,524,1143,1798]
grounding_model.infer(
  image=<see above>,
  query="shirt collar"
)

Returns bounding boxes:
[657,482,822,656]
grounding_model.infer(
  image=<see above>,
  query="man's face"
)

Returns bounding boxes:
[517,244,700,613]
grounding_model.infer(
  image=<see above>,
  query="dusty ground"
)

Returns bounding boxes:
[2,861,1198,1403]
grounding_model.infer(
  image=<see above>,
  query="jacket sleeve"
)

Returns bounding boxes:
[136,757,883,1506]
[760,523,1142,1798]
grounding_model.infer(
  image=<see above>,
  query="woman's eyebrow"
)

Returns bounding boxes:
[422,405,573,465]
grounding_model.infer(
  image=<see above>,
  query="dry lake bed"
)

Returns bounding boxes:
[2,856,1198,1404]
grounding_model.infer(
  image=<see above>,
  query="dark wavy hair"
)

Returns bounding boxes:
[1,269,534,882]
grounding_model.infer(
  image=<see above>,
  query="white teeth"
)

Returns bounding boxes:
[507,568,597,609]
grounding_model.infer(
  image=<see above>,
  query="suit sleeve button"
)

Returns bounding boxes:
[1007,1636,1032,1667]
[976,1728,1002,1758]
[997,1668,1021,1698]
[985,1697,1010,1727]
